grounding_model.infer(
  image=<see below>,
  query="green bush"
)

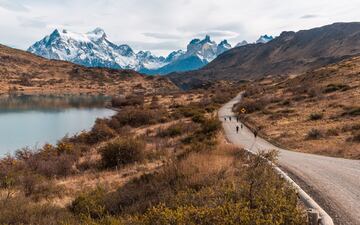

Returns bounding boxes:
[111,95,144,107]
[0,196,75,225]
[309,113,323,121]
[306,129,323,140]
[174,105,206,118]
[100,137,145,169]
[200,118,222,136]
[323,83,350,93]
[27,152,77,178]
[342,107,360,117]
[20,174,61,201]
[191,113,206,124]
[112,107,169,128]
[235,98,269,114]
[347,131,360,143]
[157,123,186,138]
[70,187,107,220]
[87,119,116,144]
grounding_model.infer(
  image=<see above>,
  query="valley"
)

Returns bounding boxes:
[0,14,360,225]
[170,22,360,89]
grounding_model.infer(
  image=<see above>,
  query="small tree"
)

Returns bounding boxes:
[100,137,145,169]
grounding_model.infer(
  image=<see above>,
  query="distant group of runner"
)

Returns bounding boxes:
[224,116,257,138]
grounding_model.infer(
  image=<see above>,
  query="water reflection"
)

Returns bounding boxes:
[0,94,111,112]
[0,94,115,156]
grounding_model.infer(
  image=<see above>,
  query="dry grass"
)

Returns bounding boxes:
[53,160,163,207]
[0,45,178,95]
[237,56,360,159]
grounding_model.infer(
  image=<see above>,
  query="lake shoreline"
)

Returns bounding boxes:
[0,95,116,157]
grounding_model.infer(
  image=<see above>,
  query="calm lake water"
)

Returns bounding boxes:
[0,94,115,156]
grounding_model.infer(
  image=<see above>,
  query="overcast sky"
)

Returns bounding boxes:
[1,0,360,56]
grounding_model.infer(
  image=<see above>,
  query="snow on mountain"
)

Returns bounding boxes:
[236,40,248,47]
[256,35,274,44]
[217,40,232,55]
[185,35,218,62]
[28,28,166,71]
[165,50,185,63]
[143,36,232,75]
[28,29,233,75]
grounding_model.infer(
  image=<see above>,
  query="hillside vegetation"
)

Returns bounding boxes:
[0,44,178,95]
[170,22,360,89]
[0,83,306,224]
[235,56,360,159]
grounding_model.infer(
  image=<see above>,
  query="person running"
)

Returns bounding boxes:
[241,124,243,129]
[236,125,239,133]
[229,116,232,121]
[254,130,258,138]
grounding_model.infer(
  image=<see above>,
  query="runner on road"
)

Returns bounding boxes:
[236,126,239,133]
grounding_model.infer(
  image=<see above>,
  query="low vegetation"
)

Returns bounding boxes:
[234,57,360,159]
[0,83,307,224]
[70,144,306,225]
[100,137,145,169]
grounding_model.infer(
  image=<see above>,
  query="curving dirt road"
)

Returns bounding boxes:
[219,93,360,225]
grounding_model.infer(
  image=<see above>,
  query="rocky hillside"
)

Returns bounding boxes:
[0,44,178,95]
[170,22,360,89]
[235,55,360,159]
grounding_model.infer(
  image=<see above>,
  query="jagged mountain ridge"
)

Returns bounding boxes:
[28,29,234,75]
[142,35,233,75]
[28,28,166,71]
[169,22,360,89]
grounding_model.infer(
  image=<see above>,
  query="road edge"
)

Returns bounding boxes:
[220,93,335,225]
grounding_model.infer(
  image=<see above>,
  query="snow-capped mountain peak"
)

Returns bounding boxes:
[256,35,274,44]
[165,50,185,63]
[236,40,248,47]
[186,35,218,62]
[28,30,235,75]
[28,28,167,71]
[217,40,232,55]
[87,27,107,41]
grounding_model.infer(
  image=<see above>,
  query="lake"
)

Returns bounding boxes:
[0,94,116,156]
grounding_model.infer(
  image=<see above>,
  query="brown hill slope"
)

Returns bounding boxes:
[235,56,360,159]
[0,44,178,95]
[170,22,360,89]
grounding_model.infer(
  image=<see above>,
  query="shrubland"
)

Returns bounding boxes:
[234,57,360,159]
[0,83,306,224]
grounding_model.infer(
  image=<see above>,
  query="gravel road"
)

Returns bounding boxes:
[219,93,360,225]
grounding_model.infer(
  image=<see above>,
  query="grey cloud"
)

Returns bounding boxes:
[125,40,184,51]
[0,0,28,12]
[212,23,246,33]
[195,30,239,39]
[300,14,319,19]
[18,17,47,28]
[142,32,180,40]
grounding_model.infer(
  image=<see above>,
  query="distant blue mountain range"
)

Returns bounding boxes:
[28,28,273,75]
